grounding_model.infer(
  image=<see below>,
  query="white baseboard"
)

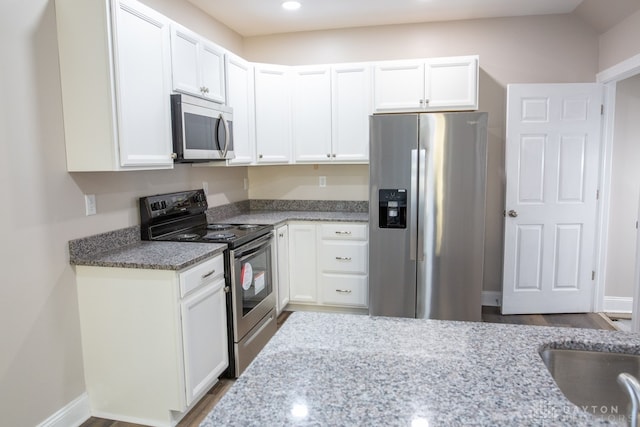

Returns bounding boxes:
[482,291,502,307]
[36,393,90,427]
[603,296,633,313]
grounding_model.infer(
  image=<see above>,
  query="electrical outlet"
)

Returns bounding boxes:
[84,194,96,216]
[202,181,209,195]
[319,176,326,187]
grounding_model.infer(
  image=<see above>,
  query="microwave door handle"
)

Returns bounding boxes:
[220,113,230,158]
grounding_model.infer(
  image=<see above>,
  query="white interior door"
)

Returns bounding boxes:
[502,83,602,314]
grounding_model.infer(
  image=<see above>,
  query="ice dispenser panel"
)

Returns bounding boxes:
[378,189,407,229]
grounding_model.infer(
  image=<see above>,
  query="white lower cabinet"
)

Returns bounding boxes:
[275,225,290,313]
[288,223,318,303]
[75,254,228,427]
[287,222,368,309]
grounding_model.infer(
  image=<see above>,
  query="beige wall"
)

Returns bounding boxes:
[599,9,640,72]
[0,1,245,426]
[139,0,243,53]
[249,165,369,200]
[243,14,599,292]
[604,75,640,298]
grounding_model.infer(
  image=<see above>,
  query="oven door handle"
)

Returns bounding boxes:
[232,233,273,259]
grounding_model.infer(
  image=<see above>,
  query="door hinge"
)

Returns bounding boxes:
[601,104,604,115]
[592,271,596,280]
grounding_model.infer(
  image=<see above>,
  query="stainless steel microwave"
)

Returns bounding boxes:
[170,93,235,162]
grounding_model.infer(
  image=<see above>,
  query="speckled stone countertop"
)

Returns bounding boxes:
[71,241,226,270]
[201,312,640,426]
[220,210,368,225]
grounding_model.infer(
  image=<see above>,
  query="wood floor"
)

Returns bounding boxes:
[481,306,617,330]
[81,307,617,427]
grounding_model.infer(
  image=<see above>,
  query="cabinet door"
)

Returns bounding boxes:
[170,25,200,96]
[373,60,425,111]
[181,277,228,406]
[291,66,332,163]
[113,0,173,168]
[200,41,225,103]
[254,65,291,164]
[276,225,290,313]
[424,56,478,111]
[288,223,317,303]
[332,64,372,162]
[226,54,255,165]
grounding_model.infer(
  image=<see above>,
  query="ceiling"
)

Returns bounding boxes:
[185,0,639,38]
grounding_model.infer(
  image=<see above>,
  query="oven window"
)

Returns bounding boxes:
[234,245,272,316]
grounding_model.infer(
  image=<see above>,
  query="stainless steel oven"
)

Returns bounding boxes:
[138,189,277,378]
[228,232,277,376]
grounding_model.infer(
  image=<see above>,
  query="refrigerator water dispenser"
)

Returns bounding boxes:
[378,189,407,228]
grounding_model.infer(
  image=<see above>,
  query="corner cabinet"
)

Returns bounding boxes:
[170,23,226,103]
[374,55,478,112]
[55,0,174,171]
[75,254,228,427]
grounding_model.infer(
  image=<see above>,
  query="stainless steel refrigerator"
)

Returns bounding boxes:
[369,112,488,321]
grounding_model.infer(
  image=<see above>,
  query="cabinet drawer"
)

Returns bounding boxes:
[321,275,368,307]
[320,223,367,240]
[320,241,367,274]
[180,254,224,297]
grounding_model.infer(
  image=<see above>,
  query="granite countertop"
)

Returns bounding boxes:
[201,312,640,426]
[68,200,368,269]
[70,240,226,270]
[221,210,368,226]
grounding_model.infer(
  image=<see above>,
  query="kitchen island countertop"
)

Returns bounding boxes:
[201,311,639,426]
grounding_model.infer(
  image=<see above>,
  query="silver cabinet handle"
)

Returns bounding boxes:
[508,210,518,218]
[278,233,284,238]
[335,231,352,235]
[201,270,215,279]
[327,153,331,158]
[258,154,263,159]
[336,289,352,294]
[335,256,352,261]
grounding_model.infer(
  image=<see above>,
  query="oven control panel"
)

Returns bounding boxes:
[139,189,207,221]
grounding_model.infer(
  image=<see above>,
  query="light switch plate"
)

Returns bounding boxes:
[319,176,326,187]
[84,194,96,216]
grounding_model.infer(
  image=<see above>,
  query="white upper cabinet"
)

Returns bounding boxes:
[225,54,255,165]
[291,65,332,163]
[374,60,425,111]
[331,63,372,162]
[374,55,478,112]
[56,0,174,171]
[254,64,291,164]
[292,63,372,164]
[171,24,225,103]
[424,56,478,110]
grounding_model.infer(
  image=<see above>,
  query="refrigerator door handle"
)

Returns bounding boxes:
[410,149,418,261]
[417,149,426,261]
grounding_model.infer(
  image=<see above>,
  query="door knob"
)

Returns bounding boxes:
[508,210,518,218]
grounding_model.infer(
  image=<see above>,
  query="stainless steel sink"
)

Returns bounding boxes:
[540,348,640,420]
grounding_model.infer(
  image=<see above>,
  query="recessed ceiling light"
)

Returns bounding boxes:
[282,1,301,11]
